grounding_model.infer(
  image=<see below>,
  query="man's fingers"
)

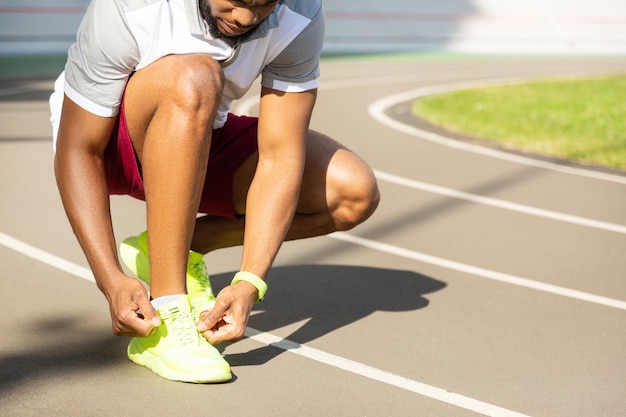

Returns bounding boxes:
[114,296,160,337]
[203,328,230,345]
[202,322,245,345]
[136,295,161,327]
[117,309,155,337]
[197,309,223,332]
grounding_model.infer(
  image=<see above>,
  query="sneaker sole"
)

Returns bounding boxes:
[128,339,232,383]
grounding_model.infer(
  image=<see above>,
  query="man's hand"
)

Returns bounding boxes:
[103,274,161,337]
[196,281,258,344]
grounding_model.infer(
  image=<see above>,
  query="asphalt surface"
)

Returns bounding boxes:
[1,54,625,417]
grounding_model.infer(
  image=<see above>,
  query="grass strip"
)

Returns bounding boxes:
[412,75,626,170]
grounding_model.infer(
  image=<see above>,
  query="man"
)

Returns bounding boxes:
[50,0,379,383]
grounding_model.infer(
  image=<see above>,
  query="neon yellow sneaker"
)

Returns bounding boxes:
[119,231,216,315]
[186,250,216,315]
[127,295,231,383]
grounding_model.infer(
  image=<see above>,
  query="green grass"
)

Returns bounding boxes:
[412,75,626,170]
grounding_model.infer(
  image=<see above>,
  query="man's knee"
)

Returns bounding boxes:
[125,54,225,158]
[164,54,225,111]
[330,153,380,231]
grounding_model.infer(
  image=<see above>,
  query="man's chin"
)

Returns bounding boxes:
[218,21,251,37]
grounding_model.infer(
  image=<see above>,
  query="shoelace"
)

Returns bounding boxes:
[160,306,202,346]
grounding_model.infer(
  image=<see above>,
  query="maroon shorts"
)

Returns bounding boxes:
[104,100,258,219]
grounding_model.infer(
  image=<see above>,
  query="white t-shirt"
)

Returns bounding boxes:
[50,0,324,145]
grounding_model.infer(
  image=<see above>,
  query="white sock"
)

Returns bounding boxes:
[150,294,186,310]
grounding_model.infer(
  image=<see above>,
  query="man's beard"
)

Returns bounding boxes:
[198,0,225,39]
[199,0,251,42]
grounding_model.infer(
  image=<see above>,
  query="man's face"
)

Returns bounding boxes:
[200,0,279,39]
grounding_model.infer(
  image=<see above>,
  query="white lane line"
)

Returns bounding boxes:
[0,231,530,416]
[245,327,531,417]
[0,231,94,282]
[330,232,626,311]
[367,80,626,185]
[374,170,626,235]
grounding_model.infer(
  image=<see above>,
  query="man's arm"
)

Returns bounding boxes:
[242,87,316,277]
[198,86,317,343]
[55,95,160,336]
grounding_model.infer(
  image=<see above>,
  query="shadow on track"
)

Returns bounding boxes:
[212,264,446,367]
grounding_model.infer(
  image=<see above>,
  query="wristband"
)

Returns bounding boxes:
[231,271,267,303]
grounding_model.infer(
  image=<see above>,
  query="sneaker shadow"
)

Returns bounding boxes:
[210,264,446,367]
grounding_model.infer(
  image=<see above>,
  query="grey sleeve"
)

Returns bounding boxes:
[64,0,139,116]
[261,7,325,91]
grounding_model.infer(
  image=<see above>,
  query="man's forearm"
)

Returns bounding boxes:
[239,87,316,280]
[239,154,304,279]
[54,150,123,291]
[54,95,125,294]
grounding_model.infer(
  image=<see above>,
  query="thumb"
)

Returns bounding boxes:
[197,302,226,332]
[137,296,161,328]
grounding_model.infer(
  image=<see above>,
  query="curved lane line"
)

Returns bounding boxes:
[242,71,626,186]
[239,76,626,231]
[367,79,626,185]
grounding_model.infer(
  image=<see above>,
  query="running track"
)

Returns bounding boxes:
[1,55,625,416]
